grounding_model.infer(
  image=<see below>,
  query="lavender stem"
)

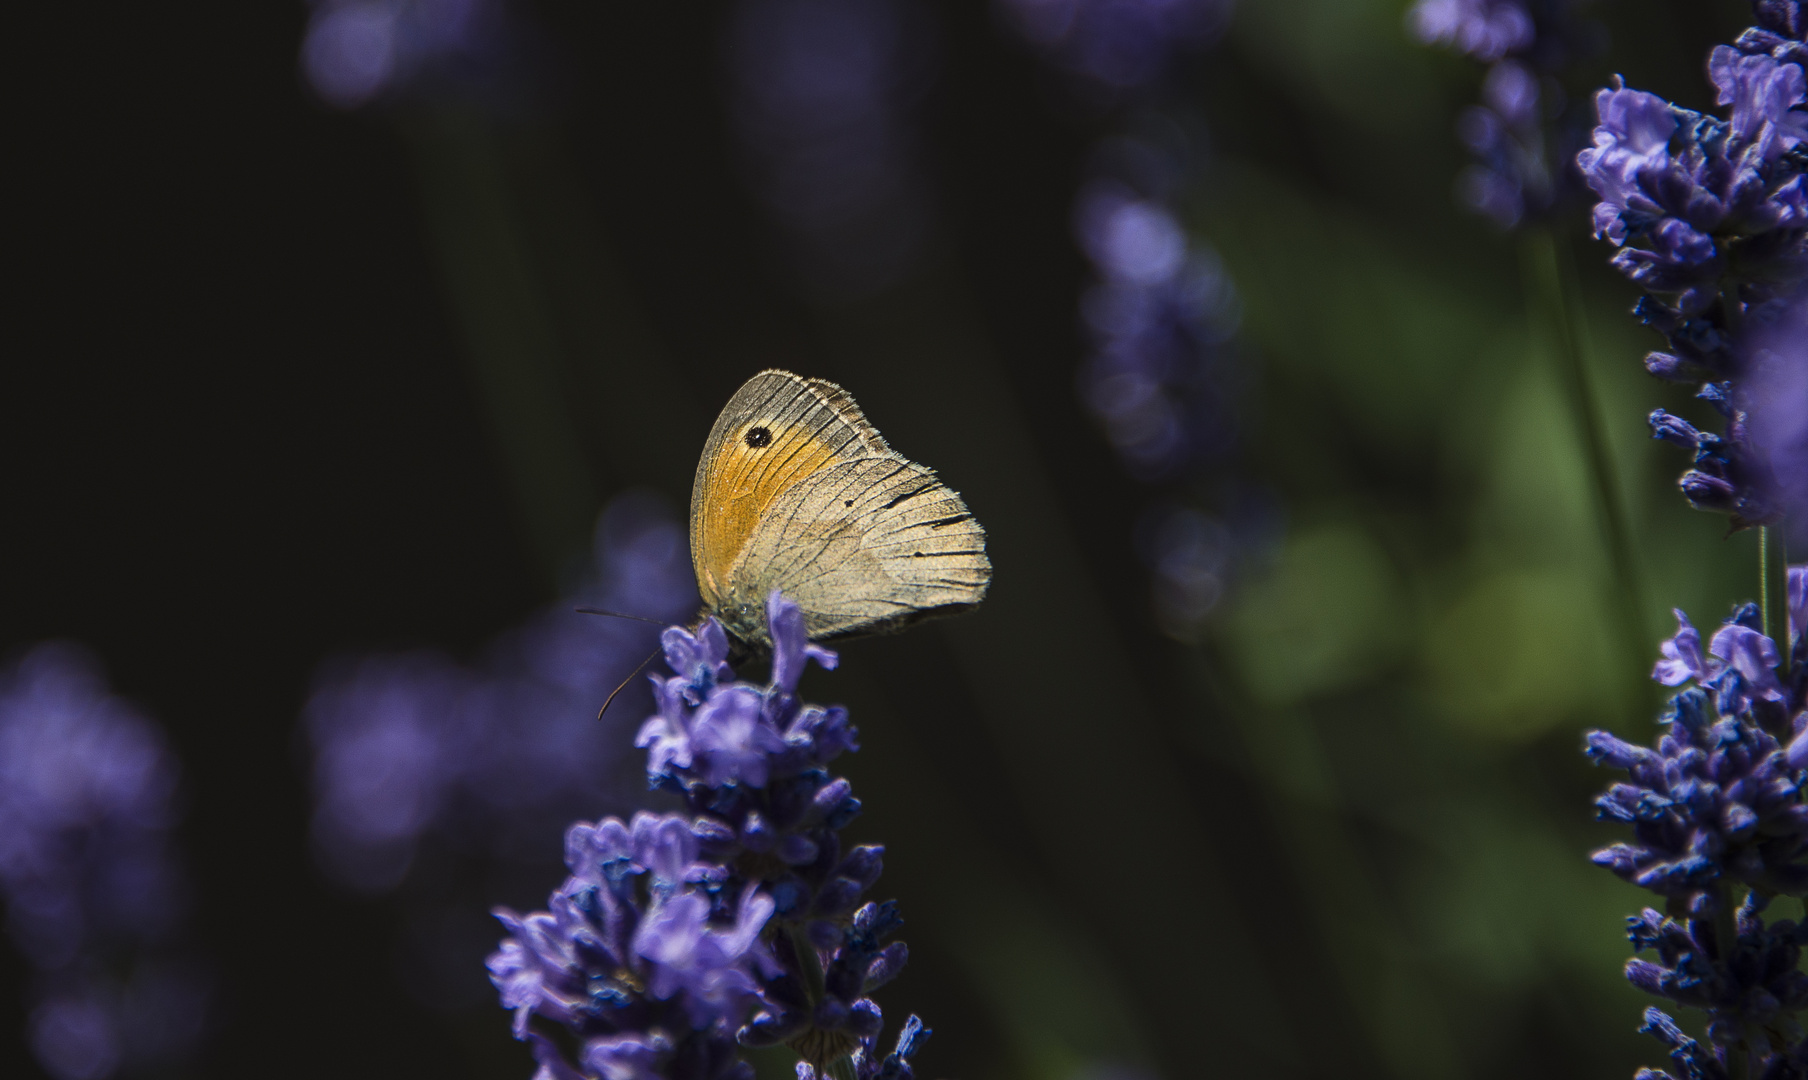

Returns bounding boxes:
[1715,882,1751,1080]
[1522,226,1651,713]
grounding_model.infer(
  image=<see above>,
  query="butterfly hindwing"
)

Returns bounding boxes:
[724,457,991,641]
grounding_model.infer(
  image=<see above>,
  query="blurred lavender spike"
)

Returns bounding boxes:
[1074,180,1241,483]
[995,0,1230,96]
[1410,0,1535,63]
[304,491,697,894]
[1409,0,1600,228]
[300,0,541,110]
[0,643,209,1080]
[1000,0,1260,638]
[726,0,937,300]
[1746,296,1808,550]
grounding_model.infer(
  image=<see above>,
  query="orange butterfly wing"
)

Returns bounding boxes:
[689,371,888,610]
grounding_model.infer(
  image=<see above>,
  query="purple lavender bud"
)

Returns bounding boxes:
[1654,610,1719,686]
[768,590,839,696]
[808,778,855,823]
[1651,410,1710,449]
[1645,351,1703,382]
[807,919,843,951]
[779,835,820,866]
[846,998,884,1038]
[790,705,860,763]
[693,817,739,850]
[836,846,885,888]
[812,877,864,919]
[1680,471,1742,512]
[865,943,909,991]
[1627,959,1670,996]
[851,901,904,941]
[812,997,850,1031]
[1586,729,1662,769]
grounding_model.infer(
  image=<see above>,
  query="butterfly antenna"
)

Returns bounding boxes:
[597,646,662,720]
[575,607,666,625]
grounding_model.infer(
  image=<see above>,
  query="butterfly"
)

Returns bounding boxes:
[689,370,991,653]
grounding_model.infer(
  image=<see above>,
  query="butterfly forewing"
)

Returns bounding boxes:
[690,371,888,607]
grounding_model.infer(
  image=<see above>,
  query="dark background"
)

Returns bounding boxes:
[2,1,1776,1078]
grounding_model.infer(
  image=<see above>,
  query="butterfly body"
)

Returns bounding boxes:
[690,370,991,652]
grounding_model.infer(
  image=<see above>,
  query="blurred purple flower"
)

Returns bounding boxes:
[1002,0,1263,640]
[727,0,936,299]
[1074,183,1240,483]
[1413,0,1601,227]
[1747,296,1808,549]
[305,492,697,894]
[1408,0,1533,63]
[0,644,209,1080]
[1139,504,1235,636]
[300,0,535,110]
[995,0,1229,93]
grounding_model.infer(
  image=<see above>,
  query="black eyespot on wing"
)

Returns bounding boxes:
[745,426,772,448]
[844,499,854,507]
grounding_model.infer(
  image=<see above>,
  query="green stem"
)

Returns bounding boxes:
[1522,228,1651,715]
[786,924,858,1078]
[787,923,826,1005]
[1716,884,1750,1080]
[1762,526,1792,681]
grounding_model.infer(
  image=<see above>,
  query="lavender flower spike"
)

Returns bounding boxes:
[1589,566,1808,1077]
[1575,4,1808,530]
[492,591,931,1079]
